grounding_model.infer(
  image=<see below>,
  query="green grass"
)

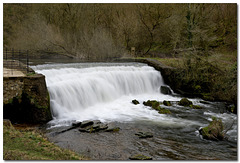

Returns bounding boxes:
[3,124,87,160]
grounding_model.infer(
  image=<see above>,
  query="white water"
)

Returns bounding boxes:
[32,62,237,141]
[32,63,200,127]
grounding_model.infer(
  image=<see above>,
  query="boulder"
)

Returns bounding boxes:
[160,86,172,95]
[199,117,224,141]
[143,100,160,109]
[178,98,193,107]
[132,99,140,105]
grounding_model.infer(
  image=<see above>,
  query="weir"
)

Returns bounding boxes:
[34,63,174,122]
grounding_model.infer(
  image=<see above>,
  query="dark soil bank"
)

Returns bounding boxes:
[45,121,237,160]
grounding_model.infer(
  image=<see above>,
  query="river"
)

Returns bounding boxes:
[31,62,237,160]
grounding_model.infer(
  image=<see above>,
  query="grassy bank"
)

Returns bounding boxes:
[3,121,87,160]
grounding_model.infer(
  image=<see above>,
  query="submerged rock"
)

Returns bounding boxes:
[191,105,203,109]
[160,86,172,95]
[129,154,152,160]
[135,132,153,138]
[132,99,140,105]
[199,117,224,141]
[178,98,193,107]
[158,108,171,114]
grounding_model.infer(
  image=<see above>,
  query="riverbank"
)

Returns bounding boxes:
[3,120,86,160]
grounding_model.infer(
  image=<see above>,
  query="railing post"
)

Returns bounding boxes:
[11,48,14,75]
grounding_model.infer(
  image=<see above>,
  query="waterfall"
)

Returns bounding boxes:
[33,63,175,122]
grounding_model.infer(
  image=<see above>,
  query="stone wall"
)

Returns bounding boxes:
[3,74,52,124]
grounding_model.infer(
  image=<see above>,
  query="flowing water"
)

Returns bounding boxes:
[32,62,237,160]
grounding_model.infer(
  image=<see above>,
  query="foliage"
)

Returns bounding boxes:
[3,4,237,59]
[3,123,86,160]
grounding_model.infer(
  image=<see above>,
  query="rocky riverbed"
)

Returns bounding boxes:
[44,116,237,160]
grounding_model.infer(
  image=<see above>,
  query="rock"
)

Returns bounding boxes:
[105,126,120,132]
[93,120,101,124]
[98,124,108,130]
[163,100,172,106]
[129,154,152,160]
[178,98,193,107]
[160,86,172,95]
[191,105,203,109]
[132,99,140,105]
[199,117,224,141]
[143,100,160,109]
[135,132,153,138]
[92,123,100,129]
[143,100,171,114]
[158,108,171,114]
[80,120,94,128]
[72,121,82,127]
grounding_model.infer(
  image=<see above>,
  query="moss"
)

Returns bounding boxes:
[158,107,171,114]
[163,100,172,106]
[200,117,224,141]
[26,72,36,76]
[190,105,203,109]
[178,98,193,107]
[193,85,202,94]
[143,100,160,109]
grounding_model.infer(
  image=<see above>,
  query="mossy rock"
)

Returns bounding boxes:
[191,105,203,109]
[158,108,171,114]
[132,99,140,105]
[143,100,160,109]
[199,117,224,141]
[129,154,152,160]
[163,100,172,106]
[178,98,193,107]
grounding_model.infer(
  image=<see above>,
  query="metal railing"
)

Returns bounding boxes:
[3,48,30,75]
